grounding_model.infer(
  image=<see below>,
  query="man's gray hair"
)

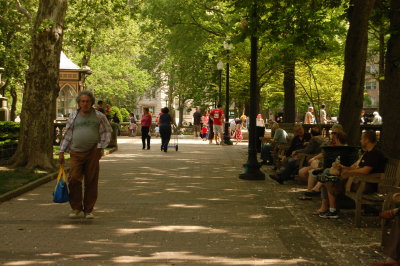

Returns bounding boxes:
[76,90,96,105]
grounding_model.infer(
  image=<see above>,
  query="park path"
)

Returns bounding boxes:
[0,137,384,265]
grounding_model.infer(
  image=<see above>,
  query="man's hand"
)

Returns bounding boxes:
[59,152,65,165]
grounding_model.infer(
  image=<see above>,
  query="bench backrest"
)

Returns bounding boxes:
[379,158,400,194]
[321,145,360,169]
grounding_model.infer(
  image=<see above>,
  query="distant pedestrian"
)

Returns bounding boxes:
[201,125,208,141]
[96,100,105,114]
[105,104,111,119]
[304,106,315,124]
[193,107,202,137]
[234,120,243,144]
[201,111,209,129]
[210,104,225,145]
[240,113,247,128]
[141,107,152,150]
[372,111,382,125]
[319,104,328,124]
[59,90,112,219]
[159,107,173,152]
[360,110,366,125]
[208,114,215,144]
[256,114,265,153]
[112,113,121,136]
[129,113,137,137]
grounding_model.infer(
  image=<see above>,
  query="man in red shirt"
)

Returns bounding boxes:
[210,104,224,145]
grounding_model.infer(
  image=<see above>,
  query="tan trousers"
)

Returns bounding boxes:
[68,146,102,213]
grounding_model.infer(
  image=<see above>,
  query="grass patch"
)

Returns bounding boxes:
[0,146,116,195]
[0,168,50,194]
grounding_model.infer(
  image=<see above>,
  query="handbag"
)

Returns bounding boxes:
[53,165,70,203]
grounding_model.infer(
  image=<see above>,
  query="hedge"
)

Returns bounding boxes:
[0,121,20,141]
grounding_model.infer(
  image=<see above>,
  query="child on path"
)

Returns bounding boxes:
[201,125,208,141]
[235,121,243,144]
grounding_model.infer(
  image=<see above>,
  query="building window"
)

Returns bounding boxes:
[365,81,377,90]
[57,85,77,117]
[366,64,378,74]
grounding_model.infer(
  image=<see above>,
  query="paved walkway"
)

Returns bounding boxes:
[0,137,385,265]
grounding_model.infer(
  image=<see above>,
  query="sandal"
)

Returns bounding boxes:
[312,209,327,215]
[298,195,312,200]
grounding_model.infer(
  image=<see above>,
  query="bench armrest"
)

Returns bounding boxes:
[345,173,384,193]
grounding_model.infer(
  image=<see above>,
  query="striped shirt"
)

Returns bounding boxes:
[60,108,112,153]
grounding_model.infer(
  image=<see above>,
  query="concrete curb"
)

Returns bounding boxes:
[0,147,118,203]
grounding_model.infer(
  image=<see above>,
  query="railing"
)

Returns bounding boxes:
[54,122,118,147]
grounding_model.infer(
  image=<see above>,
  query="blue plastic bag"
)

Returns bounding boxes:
[53,165,69,203]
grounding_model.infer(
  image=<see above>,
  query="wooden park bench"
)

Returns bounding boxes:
[345,158,400,227]
[381,186,400,247]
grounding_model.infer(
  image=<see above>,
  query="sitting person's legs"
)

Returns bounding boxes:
[298,166,311,180]
[260,144,272,164]
[279,158,298,181]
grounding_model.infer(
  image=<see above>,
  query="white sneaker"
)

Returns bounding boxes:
[84,213,94,219]
[68,210,81,218]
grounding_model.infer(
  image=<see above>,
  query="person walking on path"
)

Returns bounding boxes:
[319,104,328,124]
[234,119,243,144]
[141,107,152,150]
[59,90,112,219]
[304,106,315,124]
[112,113,121,136]
[159,107,174,152]
[210,104,224,145]
[193,107,202,137]
[208,113,215,144]
[129,112,137,137]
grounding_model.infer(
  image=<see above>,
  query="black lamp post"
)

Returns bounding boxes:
[223,38,233,145]
[239,2,265,180]
[217,60,223,105]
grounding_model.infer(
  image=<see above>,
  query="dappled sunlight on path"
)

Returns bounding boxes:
[0,137,382,265]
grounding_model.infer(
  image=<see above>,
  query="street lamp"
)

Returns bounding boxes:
[239,3,265,180]
[223,38,233,145]
[217,61,223,106]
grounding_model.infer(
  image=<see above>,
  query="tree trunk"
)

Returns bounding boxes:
[339,0,375,146]
[178,95,184,128]
[10,0,68,169]
[283,60,296,123]
[382,0,400,159]
[378,24,385,113]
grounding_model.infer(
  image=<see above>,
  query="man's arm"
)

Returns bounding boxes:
[341,166,373,178]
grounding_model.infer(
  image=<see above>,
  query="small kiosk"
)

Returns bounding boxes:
[57,52,92,118]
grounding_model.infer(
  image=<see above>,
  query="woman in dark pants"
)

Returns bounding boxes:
[159,107,173,152]
[141,107,152,150]
[208,115,214,144]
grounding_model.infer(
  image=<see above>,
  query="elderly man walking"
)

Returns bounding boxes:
[59,91,112,219]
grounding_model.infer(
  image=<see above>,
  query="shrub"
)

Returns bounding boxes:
[0,121,20,141]
[109,106,123,122]
[120,108,130,122]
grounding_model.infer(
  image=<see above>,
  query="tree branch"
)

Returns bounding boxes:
[15,0,32,20]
